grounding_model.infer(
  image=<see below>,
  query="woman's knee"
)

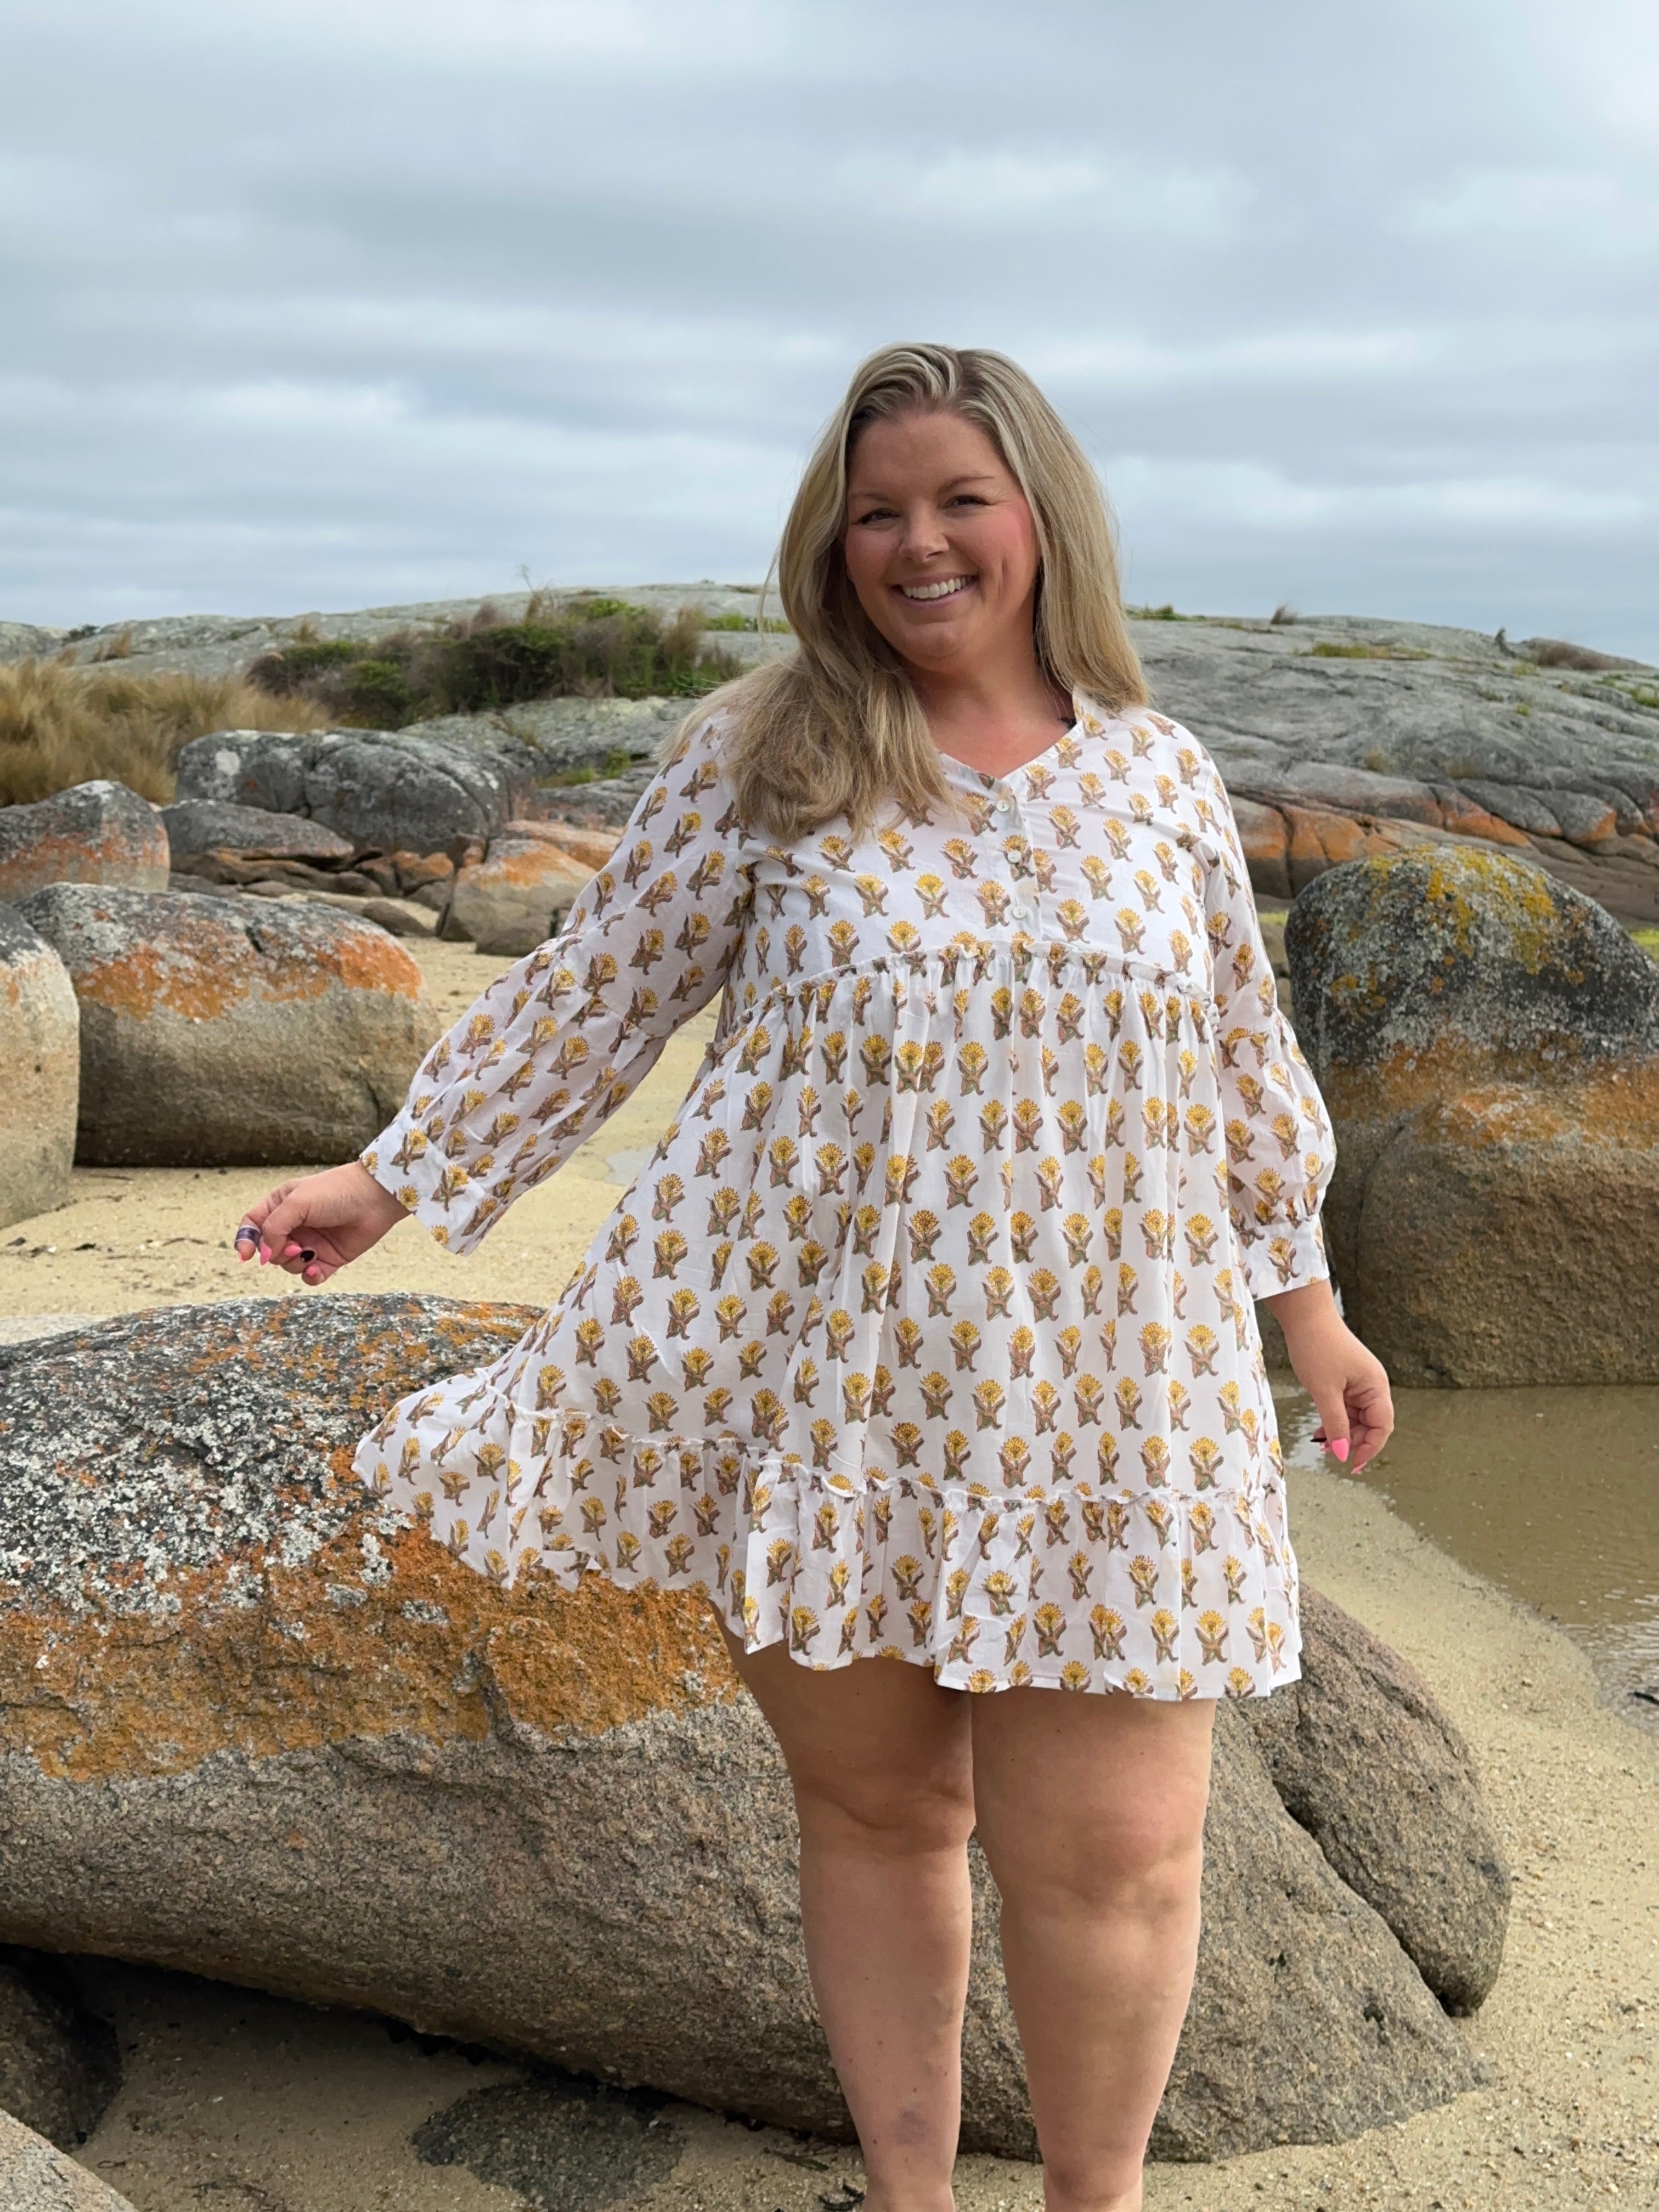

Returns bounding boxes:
[996,1799,1205,1923]
[794,1758,977,1860]
[723,1633,977,1859]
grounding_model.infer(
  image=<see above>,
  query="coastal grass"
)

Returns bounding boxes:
[249,594,743,729]
[0,659,328,806]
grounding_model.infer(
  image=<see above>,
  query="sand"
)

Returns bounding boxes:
[0,942,719,1322]
[1,938,1654,2211]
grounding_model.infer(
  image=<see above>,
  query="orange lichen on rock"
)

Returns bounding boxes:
[0,1514,737,1786]
[0,1522,738,1796]
[0,1295,743,1786]
[1419,1059,1659,1150]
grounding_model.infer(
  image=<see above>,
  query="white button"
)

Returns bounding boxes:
[995,795,1013,814]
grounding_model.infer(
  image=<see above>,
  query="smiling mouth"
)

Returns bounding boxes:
[896,575,974,602]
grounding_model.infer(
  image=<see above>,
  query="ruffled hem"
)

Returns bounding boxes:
[356,1418,1301,1701]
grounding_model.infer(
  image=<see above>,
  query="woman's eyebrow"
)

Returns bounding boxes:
[847,471,1001,501]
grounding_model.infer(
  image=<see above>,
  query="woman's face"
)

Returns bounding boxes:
[841,409,1042,679]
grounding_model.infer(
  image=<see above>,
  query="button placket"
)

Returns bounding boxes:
[1000,785,1040,928]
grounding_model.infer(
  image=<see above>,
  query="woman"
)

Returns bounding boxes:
[241,344,1393,2212]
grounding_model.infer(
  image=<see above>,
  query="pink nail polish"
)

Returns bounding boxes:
[1331,1438,1350,1463]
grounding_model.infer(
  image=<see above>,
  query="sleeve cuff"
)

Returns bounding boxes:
[359,1114,492,1255]
[1237,1212,1329,1304]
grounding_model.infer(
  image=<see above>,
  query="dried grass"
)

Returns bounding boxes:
[0,659,328,808]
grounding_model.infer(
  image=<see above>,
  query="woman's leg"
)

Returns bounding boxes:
[725,1634,975,2212]
[970,1689,1215,2212]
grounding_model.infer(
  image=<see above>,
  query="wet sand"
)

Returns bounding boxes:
[3,937,1656,2209]
[1278,1387,1659,1733]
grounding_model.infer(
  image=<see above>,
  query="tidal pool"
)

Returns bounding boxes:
[1277,1382,1659,1728]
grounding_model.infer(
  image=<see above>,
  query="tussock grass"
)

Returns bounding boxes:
[249,593,742,729]
[703,610,792,633]
[0,659,328,808]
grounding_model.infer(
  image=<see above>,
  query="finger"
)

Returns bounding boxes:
[256,1193,315,1260]
[1311,1389,1351,1464]
[239,1183,294,1234]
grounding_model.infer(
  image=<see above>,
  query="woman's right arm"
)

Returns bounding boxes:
[240,714,753,1281]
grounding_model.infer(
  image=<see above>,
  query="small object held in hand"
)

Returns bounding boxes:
[234,1223,259,1250]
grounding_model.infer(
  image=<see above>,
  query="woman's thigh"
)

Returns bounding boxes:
[721,1629,975,1842]
[969,1687,1215,1895]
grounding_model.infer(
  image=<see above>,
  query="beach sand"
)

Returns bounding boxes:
[1,938,1653,2211]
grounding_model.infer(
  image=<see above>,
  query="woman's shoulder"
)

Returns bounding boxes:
[1076,696,1227,799]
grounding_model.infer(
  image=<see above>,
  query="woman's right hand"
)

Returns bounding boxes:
[235,1163,410,1286]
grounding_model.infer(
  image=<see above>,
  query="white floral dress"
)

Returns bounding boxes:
[356,696,1335,1699]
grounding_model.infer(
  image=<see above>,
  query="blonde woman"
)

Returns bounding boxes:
[242,345,1393,2212]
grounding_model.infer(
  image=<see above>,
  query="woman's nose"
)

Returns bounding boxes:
[897,504,950,560]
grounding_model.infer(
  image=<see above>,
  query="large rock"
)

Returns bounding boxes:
[0,2109,137,2212]
[0,1297,1487,2159]
[0,784,168,906]
[1286,846,1659,1383]
[159,799,356,864]
[1154,1708,1480,2159]
[446,832,595,955]
[0,1955,119,2149]
[172,728,537,854]
[1239,1590,1508,2013]
[0,910,79,1231]
[15,885,439,1167]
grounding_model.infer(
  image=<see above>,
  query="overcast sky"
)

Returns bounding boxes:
[4,0,1656,657]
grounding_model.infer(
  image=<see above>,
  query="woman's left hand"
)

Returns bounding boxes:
[1265,1278,1395,1474]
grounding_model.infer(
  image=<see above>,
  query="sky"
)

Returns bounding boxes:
[3,0,1657,658]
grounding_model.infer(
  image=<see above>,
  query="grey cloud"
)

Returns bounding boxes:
[1,0,1655,653]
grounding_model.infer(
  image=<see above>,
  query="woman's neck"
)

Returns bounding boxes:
[905,640,1073,780]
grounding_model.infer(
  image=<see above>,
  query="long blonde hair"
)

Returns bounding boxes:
[702,342,1147,841]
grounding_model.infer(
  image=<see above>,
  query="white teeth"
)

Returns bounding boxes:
[899,576,972,601]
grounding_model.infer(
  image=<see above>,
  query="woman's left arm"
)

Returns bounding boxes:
[1194,749,1394,1470]
[1261,1277,1394,1472]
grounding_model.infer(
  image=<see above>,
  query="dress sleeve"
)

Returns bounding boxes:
[359,714,752,1255]
[1195,757,1335,1302]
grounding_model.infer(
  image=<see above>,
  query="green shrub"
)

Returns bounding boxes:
[247,596,743,729]
[703,611,792,633]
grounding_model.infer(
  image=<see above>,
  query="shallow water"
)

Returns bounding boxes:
[1277,1382,1659,1727]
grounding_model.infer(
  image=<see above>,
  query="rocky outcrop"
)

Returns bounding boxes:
[160,799,356,864]
[15,594,1657,916]
[15,886,439,1167]
[1239,1590,1509,2012]
[1286,846,1659,1383]
[1154,1708,1479,2159]
[445,830,595,956]
[172,727,538,854]
[0,1955,119,2151]
[0,784,168,906]
[0,2109,137,2212]
[1138,617,1659,923]
[0,1296,1489,2159]
[0,910,79,1231]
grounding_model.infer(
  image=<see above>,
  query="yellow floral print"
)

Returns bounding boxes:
[356,698,1333,1698]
